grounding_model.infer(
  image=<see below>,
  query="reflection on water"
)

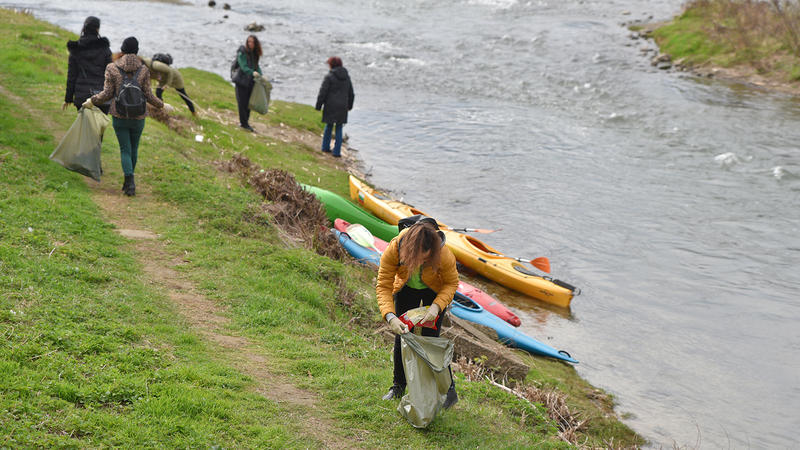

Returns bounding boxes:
[4,0,800,447]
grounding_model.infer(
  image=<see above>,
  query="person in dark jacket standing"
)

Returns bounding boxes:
[315,56,354,158]
[63,16,112,114]
[232,35,263,132]
[83,37,173,196]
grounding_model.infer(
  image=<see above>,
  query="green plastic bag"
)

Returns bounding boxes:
[397,333,454,428]
[50,108,109,182]
[249,76,272,114]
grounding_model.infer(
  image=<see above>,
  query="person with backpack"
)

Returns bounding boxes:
[376,215,459,408]
[231,35,263,132]
[63,16,112,114]
[83,37,173,196]
[315,56,354,158]
[141,54,196,116]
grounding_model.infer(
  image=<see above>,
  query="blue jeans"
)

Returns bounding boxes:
[112,117,145,176]
[322,123,343,156]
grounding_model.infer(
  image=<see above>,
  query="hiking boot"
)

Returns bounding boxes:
[124,174,135,197]
[122,175,130,192]
[241,124,255,132]
[443,384,458,409]
[381,384,405,400]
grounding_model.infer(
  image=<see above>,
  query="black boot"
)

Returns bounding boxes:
[122,175,130,192]
[381,384,405,400]
[124,174,135,196]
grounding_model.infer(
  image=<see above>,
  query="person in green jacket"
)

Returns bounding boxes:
[141,55,196,115]
[232,35,263,132]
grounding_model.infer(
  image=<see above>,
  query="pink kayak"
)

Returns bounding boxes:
[457,281,521,327]
[334,218,521,327]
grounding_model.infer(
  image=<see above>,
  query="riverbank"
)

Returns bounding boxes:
[630,0,800,96]
[0,8,643,447]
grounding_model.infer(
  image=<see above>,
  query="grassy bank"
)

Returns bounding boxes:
[0,8,642,447]
[649,0,800,83]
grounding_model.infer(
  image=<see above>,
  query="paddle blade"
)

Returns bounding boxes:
[469,227,501,234]
[531,257,551,273]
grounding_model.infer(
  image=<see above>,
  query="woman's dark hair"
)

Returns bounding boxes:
[246,35,263,58]
[399,222,442,275]
[81,16,100,36]
[326,56,343,68]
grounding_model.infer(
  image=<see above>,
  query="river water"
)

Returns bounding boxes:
[5,0,799,447]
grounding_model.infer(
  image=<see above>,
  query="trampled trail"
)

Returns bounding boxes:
[88,149,351,449]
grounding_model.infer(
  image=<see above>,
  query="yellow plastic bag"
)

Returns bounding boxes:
[50,108,109,181]
[249,76,272,114]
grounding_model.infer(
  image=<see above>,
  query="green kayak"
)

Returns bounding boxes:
[302,184,399,242]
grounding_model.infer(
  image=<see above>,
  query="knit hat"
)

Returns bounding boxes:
[81,16,100,36]
[121,37,139,55]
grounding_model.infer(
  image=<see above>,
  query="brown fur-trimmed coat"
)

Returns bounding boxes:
[91,53,163,119]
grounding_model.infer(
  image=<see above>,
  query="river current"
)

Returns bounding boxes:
[4,0,799,447]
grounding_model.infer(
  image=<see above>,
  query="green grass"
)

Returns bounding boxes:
[653,0,800,82]
[653,6,734,66]
[0,7,643,448]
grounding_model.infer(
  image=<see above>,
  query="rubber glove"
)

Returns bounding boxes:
[82,98,94,109]
[388,317,409,335]
[163,103,175,114]
[421,303,441,324]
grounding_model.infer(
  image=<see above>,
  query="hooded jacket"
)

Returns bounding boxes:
[90,54,164,120]
[315,66,355,124]
[65,35,112,107]
[376,228,459,320]
[141,57,185,90]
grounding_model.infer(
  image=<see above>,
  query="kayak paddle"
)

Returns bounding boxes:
[488,251,551,273]
[519,256,551,273]
[442,226,501,234]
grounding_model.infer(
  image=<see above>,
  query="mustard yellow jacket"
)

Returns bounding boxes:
[376,228,459,319]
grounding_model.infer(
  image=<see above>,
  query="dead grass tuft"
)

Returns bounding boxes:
[220,154,346,261]
[147,103,193,134]
[453,356,589,446]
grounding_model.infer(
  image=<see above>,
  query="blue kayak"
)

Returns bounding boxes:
[450,293,578,364]
[333,229,381,266]
[334,229,577,363]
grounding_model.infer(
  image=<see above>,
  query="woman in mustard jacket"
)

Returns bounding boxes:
[376,216,459,407]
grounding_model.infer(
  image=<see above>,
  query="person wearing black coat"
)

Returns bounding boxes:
[315,57,354,158]
[63,16,112,114]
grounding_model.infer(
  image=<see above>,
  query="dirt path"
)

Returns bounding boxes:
[92,173,347,449]
[1,81,348,448]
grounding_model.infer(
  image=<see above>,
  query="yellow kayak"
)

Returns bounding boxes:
[349,175,578,307]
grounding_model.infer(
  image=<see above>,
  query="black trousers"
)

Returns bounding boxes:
[391,285,452,387]
[156,87,195,113]
[234,82,254,127]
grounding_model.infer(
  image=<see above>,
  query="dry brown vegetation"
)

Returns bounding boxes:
[688,0,800,71]
[219,153,346,260]
[452,356,592,446]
